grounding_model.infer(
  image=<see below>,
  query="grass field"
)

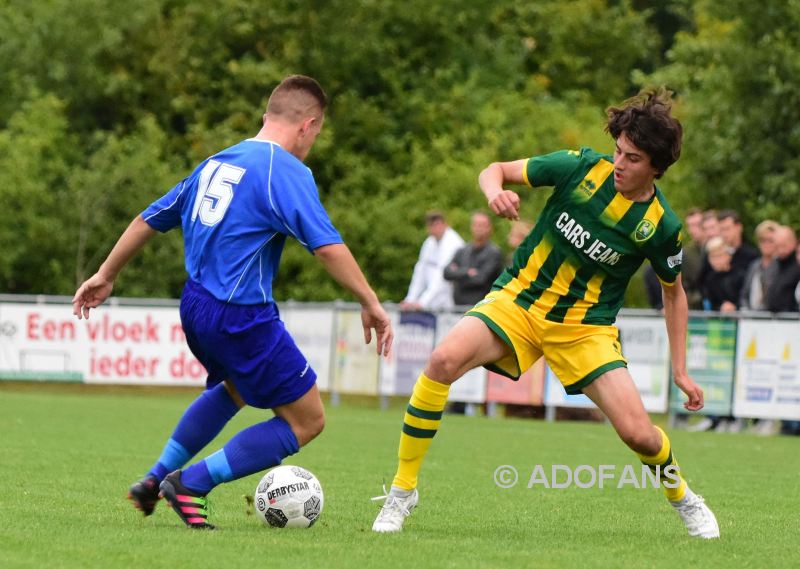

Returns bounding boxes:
[1,383,797,568]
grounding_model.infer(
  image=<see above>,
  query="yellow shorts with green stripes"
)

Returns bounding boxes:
[467,290,626,395]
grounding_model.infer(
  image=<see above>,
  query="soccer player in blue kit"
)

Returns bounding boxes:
[72,75,393,529]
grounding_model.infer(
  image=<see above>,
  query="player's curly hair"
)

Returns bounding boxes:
[605,87,682,179]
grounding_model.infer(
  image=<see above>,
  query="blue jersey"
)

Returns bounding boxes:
[141,139,343,304]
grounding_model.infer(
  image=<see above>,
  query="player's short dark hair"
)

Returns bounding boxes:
[267,75,328,121]
[717,209,741,224]
[425,211,446,225]
[605,87,682,179]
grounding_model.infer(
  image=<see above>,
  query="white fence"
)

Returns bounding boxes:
[1,295,799,420]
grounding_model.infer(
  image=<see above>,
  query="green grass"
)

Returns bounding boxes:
[1,384,797,569]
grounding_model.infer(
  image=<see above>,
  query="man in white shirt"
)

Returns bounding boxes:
[401,211,465,311]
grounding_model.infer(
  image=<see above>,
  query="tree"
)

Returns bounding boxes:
[0,0,667,305]
[644,0,800,226]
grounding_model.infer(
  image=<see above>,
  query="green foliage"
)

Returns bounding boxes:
[642,0,800,228]
[10,0,791,308]
[0,95,75,292]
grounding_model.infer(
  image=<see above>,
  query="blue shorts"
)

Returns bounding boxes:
[179,279,317,409]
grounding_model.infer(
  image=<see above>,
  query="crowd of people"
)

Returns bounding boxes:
[644,208,800,314]
[645,208,800,436]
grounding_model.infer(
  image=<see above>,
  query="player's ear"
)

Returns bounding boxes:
[302,116,317,133]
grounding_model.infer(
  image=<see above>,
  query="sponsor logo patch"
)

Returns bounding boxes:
[667,250,683,268]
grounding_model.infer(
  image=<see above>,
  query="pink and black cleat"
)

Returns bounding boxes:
[159,470,215,529]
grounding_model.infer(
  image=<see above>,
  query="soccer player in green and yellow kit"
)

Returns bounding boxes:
[372,88,719,538]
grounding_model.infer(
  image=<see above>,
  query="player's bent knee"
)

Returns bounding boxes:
[294,413,325,447]
[618,425,660,455]
[426,347,464,384]
[309,413,325,439]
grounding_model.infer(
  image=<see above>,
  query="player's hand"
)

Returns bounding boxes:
[361,302,393,358]
[674,373,704,411]
[72,273,114,320]
[487,189,520,220]
[399,300,422,311]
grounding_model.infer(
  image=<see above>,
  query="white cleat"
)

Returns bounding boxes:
[371,485,419,533]
[671,490,720,539]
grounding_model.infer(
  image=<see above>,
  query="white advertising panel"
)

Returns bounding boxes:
[734,320,800,420]
[616,315,671,413]
[331,309,380,395]
[282,307,334,392]
[0,303,205,385]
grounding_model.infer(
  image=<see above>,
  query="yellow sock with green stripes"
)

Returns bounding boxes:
[637,426,687,502]
[392,373,450,491]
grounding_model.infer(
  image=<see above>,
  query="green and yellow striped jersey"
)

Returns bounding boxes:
[493,147,683,325]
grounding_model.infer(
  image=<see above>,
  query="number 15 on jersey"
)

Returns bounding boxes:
[191,160,246,226]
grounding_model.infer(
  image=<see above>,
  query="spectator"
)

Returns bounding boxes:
[765,225,800,313]
[401,211,465,311]
[701,209,720,245]
[776,235,800,436]
[696,209,755,311]
[786,241,800,436]
[444,211,504,306]
[741,219,781,435]
[718,209,759,275]
[703,218,760,433]
[740,220,780,311]
[690,236,745,433]
[700,236,744,312]
[682,207,705,309]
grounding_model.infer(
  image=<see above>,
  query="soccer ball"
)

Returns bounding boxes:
[254,465,324,528]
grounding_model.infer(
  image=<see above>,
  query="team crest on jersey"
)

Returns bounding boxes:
[633,219,656,243]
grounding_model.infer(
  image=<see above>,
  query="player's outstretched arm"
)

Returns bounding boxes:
[478,160,526,220]
[72,215,157,320]
[661,275,704,411]
[314,243,393,357]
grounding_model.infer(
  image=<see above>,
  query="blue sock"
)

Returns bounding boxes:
[181,416,300,495]
[147,383,240,481]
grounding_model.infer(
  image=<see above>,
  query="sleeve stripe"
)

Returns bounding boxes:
[521,158,532,187]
